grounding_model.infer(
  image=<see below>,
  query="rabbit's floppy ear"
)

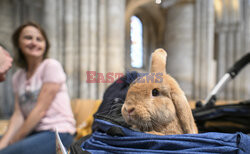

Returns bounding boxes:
[150,48,167,73]
[169,79,198,134]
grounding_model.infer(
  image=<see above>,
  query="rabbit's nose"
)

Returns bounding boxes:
[127,107,135,114]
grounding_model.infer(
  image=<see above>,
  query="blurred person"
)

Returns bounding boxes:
[0,45,13,82]
[0,22,76,154]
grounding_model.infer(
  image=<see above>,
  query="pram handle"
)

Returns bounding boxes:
[227,52,250,78]
[196,52,250,108]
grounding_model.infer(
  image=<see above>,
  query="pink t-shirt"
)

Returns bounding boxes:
[12,58,76,134]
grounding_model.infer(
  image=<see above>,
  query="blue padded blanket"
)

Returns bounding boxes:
[81,119,250,154]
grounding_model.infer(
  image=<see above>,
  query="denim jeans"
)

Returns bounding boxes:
[0,131,74,154]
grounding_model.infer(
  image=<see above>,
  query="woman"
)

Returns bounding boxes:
[0,22,76,154]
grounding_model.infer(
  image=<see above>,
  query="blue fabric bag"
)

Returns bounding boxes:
[81,119,250,154]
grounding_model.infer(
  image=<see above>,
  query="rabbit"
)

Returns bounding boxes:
[121,48,198,135]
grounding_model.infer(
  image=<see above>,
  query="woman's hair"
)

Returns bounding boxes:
[12,21,50,69]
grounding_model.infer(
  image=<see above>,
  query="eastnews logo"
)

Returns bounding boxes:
[86,71,163,83]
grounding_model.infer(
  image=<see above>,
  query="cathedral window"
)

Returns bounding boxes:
[130,16,143,68]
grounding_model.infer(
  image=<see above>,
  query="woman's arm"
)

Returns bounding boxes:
[0,95,24,149]
[10,82,61,143]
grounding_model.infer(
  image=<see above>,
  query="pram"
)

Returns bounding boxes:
[70,65,250,153]
[193,52,250,134]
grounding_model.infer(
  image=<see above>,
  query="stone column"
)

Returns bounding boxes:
[78,0,126,99]
[79,0,90,99]
[165,1,195,99]
[88,0,98,99]
[106,0,125,79]
[97,0,108,99]
[55,0,65,63]
[193,0,215,100]
[63,0,78,98]
[43,0,58,59]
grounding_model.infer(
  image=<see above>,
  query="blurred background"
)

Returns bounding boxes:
[0,0,249,118]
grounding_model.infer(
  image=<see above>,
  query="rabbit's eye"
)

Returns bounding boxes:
[152,88,159,96]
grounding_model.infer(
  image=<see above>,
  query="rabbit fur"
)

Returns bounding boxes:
[121,48,198,135]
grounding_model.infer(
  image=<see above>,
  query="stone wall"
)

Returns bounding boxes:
[0,0,249,117]
[43,0,126,99]
[0,0,126,117]
[0,0,16,117]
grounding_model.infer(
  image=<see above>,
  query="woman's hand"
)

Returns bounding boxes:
[0,139,9,150]
[0,96,24,150]
[8,134,22,145]
[0,46,13,82]
[0,134,21,149]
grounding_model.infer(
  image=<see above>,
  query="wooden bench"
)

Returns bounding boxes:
[0,100,239,138]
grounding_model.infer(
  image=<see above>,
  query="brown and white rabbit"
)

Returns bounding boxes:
[121,48,198,135]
